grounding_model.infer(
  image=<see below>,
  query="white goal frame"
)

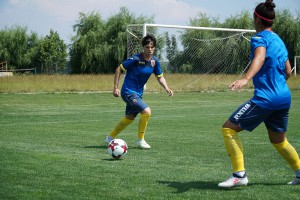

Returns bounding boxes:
[142,23,256,37]
[293,56,299,76]
[127,23,259,91]
[142,24,297,76]
[127,24,298,91]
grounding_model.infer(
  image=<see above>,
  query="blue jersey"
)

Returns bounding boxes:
[120,53,163,96]
[250,30,291,110]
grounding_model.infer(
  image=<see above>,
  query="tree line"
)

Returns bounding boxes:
[0,7,299,74]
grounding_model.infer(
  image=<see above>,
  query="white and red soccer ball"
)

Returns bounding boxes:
[107,139,128,159]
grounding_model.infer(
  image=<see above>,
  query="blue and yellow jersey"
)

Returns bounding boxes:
[120,53,163,97]
[250,30,291,110]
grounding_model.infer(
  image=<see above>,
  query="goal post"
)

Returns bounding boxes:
[127,23,256,91]
[293,56,299,76]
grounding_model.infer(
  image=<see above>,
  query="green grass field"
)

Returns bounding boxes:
[1,91,300,200]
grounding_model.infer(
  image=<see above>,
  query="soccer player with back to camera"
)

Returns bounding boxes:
[218,0,300,188]
[104,34,173,149]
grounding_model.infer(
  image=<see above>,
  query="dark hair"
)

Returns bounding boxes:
[254,0,276,27]
[141,34,156,47]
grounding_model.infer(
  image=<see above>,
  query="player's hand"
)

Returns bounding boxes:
[166,88,173,97]
[113,88,120,97]
[229,78,249,91]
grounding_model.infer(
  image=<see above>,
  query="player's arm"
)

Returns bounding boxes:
[230,46,265,91]
[113,66,122,97]
[285,59,292,80]
[157,75,173,97]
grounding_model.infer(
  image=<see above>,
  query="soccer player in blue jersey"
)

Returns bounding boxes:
[218,0,300,188]
[105,34,173,149]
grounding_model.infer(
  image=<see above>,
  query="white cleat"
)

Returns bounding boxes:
[137,139,151,149]
[218,174,248,188]
[287,177,300,185]
[104,136,113,144]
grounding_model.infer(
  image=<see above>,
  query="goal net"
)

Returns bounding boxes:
[126,24,256,91]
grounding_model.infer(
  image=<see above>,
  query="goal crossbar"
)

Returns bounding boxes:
[142,23,256,37]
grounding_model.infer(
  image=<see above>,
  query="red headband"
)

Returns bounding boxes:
[254,11,273,22]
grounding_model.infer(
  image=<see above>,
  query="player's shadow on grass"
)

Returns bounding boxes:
[158,180,217,192]
[158,180,247,192]
[159,180,287,192]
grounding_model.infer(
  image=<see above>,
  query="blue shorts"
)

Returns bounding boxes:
[121,93,148,117]
[229,100,289,132]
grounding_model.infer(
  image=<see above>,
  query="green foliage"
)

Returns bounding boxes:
[0,26,67,73]
[165,32,179,69]
[69,7,155,74]
[0,26,40,69]
[189,12,220,28]
[0,7,299,74]
[165,9,299,74]
[37,29,67,73]
[175,12,252,74]
[273,9,300,60]
[69,11,106,73]
[222,10,253,29]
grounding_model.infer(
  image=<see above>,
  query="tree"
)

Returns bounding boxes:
[104,7,155,71]
[69,7,155,74]
[273,9,300,64]
[222,10,253,30]
[174,9,300,74]
[0,26,67,73]
[165,32,183,72]
[0,26,40,70]
[37,29,67,73]
[70,11,106,73]
[223,9,300,67]
[179,12,223,73]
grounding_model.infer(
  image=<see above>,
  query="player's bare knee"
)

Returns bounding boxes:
[141,107,151,116]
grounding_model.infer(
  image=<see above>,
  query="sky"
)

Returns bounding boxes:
[0,0,299,44]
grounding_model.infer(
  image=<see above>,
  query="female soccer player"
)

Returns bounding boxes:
[104,34,173,149]
[218,0,300,188]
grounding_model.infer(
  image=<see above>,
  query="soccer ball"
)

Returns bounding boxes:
[107,139,128,159]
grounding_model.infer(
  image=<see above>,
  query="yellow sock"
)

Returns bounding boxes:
[222,128,245,172]
[109,117,133,138]
[273,139,300,170]
[138,113,151,140]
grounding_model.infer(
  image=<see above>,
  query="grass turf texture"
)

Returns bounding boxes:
[1,91,300,200]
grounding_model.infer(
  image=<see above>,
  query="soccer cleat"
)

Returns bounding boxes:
[287,177,300,185]
[104,136,113,144]
[218,174,248,188]
[137,139,151,149]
